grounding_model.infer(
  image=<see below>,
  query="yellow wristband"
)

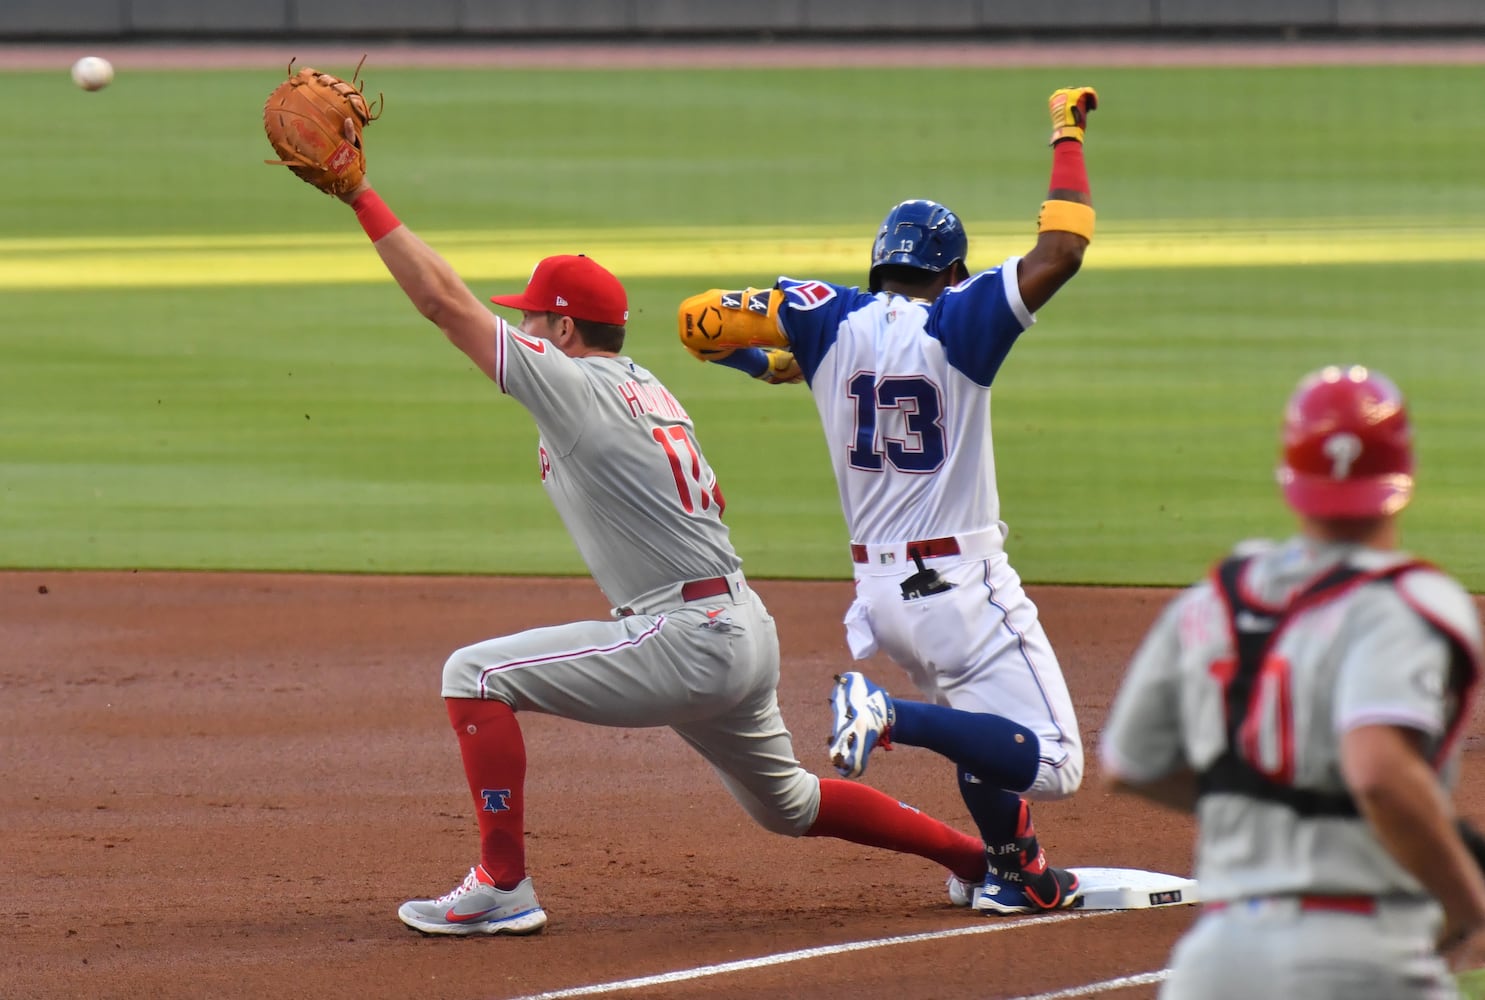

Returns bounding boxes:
[1037,200,1095,240]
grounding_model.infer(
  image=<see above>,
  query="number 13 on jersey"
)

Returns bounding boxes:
[847,371,947,473]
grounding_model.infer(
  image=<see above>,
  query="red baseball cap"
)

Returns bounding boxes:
[1276,364,1414,518]
[489,254,629,326]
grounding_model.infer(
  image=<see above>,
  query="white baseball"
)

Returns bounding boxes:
[71,56,114,92]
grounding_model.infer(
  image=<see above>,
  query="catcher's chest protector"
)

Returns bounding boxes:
[1199,555,1430,816]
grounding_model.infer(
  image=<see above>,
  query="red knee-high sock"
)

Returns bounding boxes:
[805,778,987,882]
[444,698,527,890]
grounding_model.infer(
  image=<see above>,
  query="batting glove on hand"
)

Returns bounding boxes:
[758,349,803,385]
[1048,86,1098,145]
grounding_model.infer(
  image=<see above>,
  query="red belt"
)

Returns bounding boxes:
[616,576,731,618]
[850,536,961,564]
[1206,895,1377,915]
[680,577,730,602]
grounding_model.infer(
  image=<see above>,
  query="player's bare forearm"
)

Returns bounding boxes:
[1020,86,1097,313]
[1020,231,1087,312]
[1343,725,1485,939]
[1107,771,1197,814]
[343,182,499,377]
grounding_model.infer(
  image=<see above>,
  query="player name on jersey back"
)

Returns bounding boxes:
[616,378,691,423]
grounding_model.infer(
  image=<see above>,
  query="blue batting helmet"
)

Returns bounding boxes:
[868,199,968,292]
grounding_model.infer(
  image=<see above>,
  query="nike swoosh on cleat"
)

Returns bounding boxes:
[444,907,500,923]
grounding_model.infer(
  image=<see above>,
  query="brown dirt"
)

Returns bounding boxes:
[0,571,1187,1000]
[10,571,1478,999]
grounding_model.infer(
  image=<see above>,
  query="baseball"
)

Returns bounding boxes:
[71,56,114,92]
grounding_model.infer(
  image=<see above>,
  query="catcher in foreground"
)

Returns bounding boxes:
[260,65,1005,937]
[1102,364,1485,996]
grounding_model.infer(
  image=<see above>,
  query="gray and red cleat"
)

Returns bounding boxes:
[397,864,548,936]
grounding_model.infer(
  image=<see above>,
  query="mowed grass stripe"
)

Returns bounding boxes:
[2,216,1475,250]
[7,225,1485,288]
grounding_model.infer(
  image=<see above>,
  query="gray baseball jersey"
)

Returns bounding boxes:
[1102,536,1483,999]
[491,320,740,610]
[441,318,819,836]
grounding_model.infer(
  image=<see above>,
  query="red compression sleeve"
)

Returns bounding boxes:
[1049,140,1090,197]
[445,698,528,889]
[806,778,987,883]
[352,190,401,242]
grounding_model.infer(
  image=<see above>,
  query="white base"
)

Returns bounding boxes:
[1069,866,1200,910]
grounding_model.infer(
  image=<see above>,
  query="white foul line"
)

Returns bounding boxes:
[1006,969,1171,999]
[501,910,1120,1000]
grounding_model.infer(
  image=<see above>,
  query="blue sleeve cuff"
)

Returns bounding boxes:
[714,347,769,379]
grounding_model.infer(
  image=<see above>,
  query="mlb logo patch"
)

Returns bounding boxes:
[878,552,896,565]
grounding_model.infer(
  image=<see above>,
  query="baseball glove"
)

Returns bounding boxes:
[262,58,382,197]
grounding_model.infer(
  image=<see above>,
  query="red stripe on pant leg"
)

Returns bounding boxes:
[445,698,527,890]
[805,778,986,883]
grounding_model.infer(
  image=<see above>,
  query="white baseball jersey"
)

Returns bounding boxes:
[1102,536,1483,999]
[773,260,1032,543]
[492,317,740,610]
[772,260,1083,800]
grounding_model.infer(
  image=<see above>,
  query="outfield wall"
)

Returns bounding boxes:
[3,0,1484,39]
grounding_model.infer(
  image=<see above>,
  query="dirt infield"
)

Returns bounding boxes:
[4,571,1192,1000]
[7,570,1480,999]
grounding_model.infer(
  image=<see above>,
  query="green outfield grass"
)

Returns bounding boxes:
[2,64,1482,586]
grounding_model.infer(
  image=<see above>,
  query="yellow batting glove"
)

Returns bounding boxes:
[759,349,803,385]
[1048,86,1098,145]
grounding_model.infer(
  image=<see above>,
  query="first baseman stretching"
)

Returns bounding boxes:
[265,68,997,935]
[677,87,1098,914]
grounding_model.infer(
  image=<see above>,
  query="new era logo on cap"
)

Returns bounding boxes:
[490,254,628,326]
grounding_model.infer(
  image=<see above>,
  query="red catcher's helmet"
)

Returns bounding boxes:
[1277,365,1414,518]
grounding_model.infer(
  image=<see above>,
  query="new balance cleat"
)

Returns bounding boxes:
[397,865,548,936]
[827,671,894,778]
[973,866,1080,915]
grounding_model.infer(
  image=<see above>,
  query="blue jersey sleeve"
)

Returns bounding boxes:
[713,347,770,379]
[926,259,1035,387]
[772,277,863,384]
